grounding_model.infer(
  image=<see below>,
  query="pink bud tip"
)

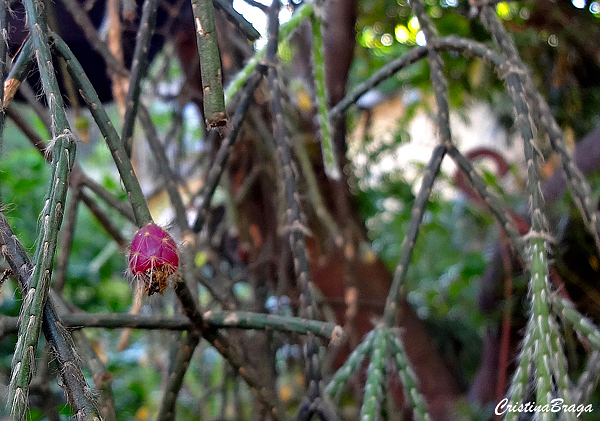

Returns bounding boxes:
[128,223,179,295]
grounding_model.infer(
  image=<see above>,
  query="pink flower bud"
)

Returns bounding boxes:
[128,223,179,295]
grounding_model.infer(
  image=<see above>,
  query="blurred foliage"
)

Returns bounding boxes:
[348,0,600,397]
[352,0,600,136]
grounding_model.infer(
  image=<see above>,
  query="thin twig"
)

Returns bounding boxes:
[447,146,526,258]
[192,69,264,233]
[80,191,129,248]
[293,136,342,244]
[137,103,189,229]
[6,105,137,224]
[241,0,268,12]
[0,310,342,339]
[121,0,161,156]
[80,175,137,224]
[54,185,82,293]
[3,38,35,109]
[172,275,293,421]
[213,0,261,41]
[410,0,452,146]
[58,0,129,77]
[156,332,201,421]
[329,45,428,121]
[50,32,153,226]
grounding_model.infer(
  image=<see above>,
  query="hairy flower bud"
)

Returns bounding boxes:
[128,223,179,295]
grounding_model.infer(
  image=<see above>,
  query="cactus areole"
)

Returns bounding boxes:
[128,223,179,295]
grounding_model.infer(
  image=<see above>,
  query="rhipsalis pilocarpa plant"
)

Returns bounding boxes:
[8,0,79,417]
[3,1,600,419]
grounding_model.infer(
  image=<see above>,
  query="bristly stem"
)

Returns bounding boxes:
[504,323,534,421]
[547,315,576,421]
[0,213,100,420]
[50,32,153,227]
[325,329,376,399]
[310,11,339,180]
[0,213,33,286]
[410,0,452,146]
[552,295,600,353]
[266,2,333,418]
[190,0,227,128]
[552,296,600,404]
[383,145,446,326]
[121,0,161,156]
[388,330,432,421]
[72,330,118,421]
[472,16,598,412]
[447,145,526,259]
[505,63,554,419]
[360,328,387,421]
[42,298,101,421]
[8,0,78,416]
[478,4,600,255]
[573,351,600,405]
